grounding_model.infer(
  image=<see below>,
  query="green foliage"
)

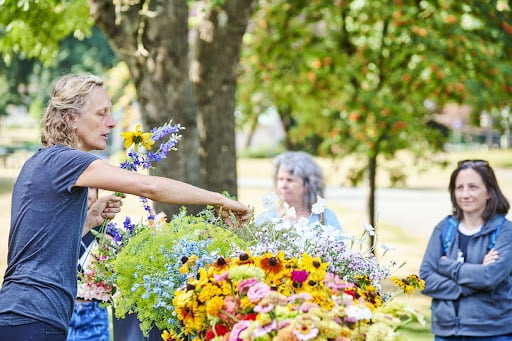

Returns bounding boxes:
[0,0,93,65]
[0,26,118,118]
[113,209,248,335]
[238,0,512,232]
[238,0,512,162]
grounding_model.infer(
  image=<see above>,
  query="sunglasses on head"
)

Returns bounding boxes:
[457,159,489,167]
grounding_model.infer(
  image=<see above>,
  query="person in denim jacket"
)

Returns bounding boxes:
[420,160,512,340]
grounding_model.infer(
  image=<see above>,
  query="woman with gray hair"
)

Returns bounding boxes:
[256,151,341,231]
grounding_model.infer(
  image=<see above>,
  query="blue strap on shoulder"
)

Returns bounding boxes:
[441,214,506,255]
[441,215,459,256]
[487,214,506,250]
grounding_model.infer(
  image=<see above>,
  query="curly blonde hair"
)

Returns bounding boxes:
[41,73,104,147]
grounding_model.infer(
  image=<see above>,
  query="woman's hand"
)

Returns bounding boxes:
[83,194,123,235]
[483,249,499,265]
[217,197,251,227]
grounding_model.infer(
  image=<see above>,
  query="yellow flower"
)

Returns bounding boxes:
[179,255,198,274]
[317,320,343,338]
[234,252,255,266]
[189,268,209,289]
[218,281,231,296]
[310,291,334,310]
[205,296,224,317]
[161,329,183,341]
[120,124,154,150]
[240,296,254,310]
[198,283,222,303]
[358,285,383,309]
[174,299,206,334]
[298,253,327,282]
[207,257,231,275]
[257,251,287,279]
[391,274,425,294]
[173,290,194,308]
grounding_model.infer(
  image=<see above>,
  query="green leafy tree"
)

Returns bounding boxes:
[0,0,93,65]
[238,0,512,249]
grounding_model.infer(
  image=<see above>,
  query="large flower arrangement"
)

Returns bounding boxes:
[168,252,424,341]
[77,123,426,340]
[157,199,425,341]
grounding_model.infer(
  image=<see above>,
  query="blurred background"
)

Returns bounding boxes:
[1,1,512,339]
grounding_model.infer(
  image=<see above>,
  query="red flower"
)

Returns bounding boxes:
[242,313,258,321]
[205,324,229,341]
[344,289,358,299]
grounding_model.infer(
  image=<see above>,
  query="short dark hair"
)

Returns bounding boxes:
[448,160,509,221]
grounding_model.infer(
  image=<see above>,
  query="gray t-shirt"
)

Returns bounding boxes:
[0,145,99,332]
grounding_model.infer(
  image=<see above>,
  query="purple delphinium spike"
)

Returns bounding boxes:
[123,216,135,234]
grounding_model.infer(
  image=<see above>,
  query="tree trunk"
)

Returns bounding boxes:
[88,0,254,214]
[276,103,295,150]
[367,154,377,254]
[194,0,256,196]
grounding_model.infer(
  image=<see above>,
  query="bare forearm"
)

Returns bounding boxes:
[145,176,227,207]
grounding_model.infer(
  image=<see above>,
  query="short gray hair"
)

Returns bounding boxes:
[273,151,325,210]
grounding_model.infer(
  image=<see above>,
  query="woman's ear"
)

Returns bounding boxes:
[67,113,79,130]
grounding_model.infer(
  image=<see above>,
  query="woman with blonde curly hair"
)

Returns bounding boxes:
[0,73,250,340]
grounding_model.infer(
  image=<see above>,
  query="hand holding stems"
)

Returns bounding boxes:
[83,194,123,236]
[216,196,251,227]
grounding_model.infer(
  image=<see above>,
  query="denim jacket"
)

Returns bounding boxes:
[420,214,512,337]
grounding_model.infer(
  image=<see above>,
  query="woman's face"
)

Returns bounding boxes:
[74,86,116,152]
[454,168,489,217]
[276,166,306,207]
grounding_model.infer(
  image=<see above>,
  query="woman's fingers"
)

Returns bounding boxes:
[483,249,499,265]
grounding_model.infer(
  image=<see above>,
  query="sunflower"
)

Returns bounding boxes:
[208,256,231,275]
[161,329,183,341]
[234,252,255,266]
[174,298,207,333]
[298,254,327,282]
[120,124,154,150]
[358,285,383,309]
[390,274,425,294]
[257,251,287,278]
[189,268,210,289]
[179,255,198,274]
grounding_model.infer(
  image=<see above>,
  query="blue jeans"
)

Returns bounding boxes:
[435,336,512,341]
[67,301,109,341]
[0,320,66,341]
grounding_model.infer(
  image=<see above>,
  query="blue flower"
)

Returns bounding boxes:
[106,223,123,243]
[123,217,135,234]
